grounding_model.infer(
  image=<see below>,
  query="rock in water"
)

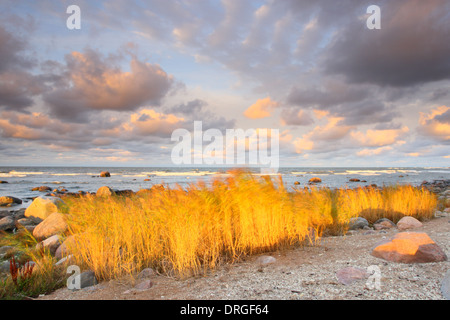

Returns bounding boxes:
[25,196,64,220]
[33,213,68,240]
[100,171,111,177]
[371,232,448,263]
[441,269,450,300]
[336,267,368,285]
[348,217,369,230]
[0,196,22,207]
[397,216,423,230]
[308,177,322,183]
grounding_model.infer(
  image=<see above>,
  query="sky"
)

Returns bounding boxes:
[0,0,449,167]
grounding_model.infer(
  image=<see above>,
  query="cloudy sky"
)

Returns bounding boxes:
[0,0,449,167]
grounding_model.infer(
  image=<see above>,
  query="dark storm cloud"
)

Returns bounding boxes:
[42,49,175,122]
[0,25,35,73]
[323,0,450,87]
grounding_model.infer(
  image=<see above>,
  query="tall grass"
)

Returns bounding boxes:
[61,171,437,279]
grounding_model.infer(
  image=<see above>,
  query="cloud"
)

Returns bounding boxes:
[357,146,393,157]
[351,126,409,147]
[280,109,314,126]
[323,0,450,87]
[126,108,185,136]
[419,105,450,142]
[0,24,34,73]
[244,97,279,119]
[43,49,174,121]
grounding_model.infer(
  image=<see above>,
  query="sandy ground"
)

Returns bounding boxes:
[39,216,449,300]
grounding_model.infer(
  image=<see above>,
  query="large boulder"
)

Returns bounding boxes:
[32,212,68,240]
[96,186,115,197]
[0,216,15,232]
[25,196,64,220]
[0,196,22,207]
[308,177,322,183]
[371,232,448,263]
[397,216,423,230]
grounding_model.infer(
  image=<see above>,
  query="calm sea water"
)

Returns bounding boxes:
[1,166,449,210]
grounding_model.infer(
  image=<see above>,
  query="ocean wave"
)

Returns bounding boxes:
[142,171,220,176]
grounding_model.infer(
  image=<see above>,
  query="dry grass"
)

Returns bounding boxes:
[61,170,437,280]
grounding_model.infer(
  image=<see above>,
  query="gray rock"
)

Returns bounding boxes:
[348,217,369,230]
[0,216,15,232]
[80,271,98,289]
[442,269,450,300]
[0,260,11,273]
[397,216,423,230]
[69,270,98,290]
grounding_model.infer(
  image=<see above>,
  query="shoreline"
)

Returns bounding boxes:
[38,215,450,300]
[1,178,449,300]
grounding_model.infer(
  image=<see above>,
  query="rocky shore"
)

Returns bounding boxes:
[1,178,449,300]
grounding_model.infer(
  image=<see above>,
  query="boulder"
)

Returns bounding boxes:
[294,181,300,185]
[68,270,98,290]
[55,235,77,260]
[31,186,52,192]
[397,216,423,230]
[100,171,111,177]
[0,216,15,232]
[336,267,368,285]
[25,196,64,220]
[348,217,369,230]
[371,232,448,263]
[373,218,396,230]
[308,177,322,183]
[96,186,115,197]
[349,179,360,182]
[0,196,22,207]
[37,234,62,255]
[0,181,8,184]
[32,212,68,240]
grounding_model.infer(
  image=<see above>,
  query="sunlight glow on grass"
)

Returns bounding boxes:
[61,170,437,279]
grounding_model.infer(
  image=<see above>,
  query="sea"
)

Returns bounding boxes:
[1,166,449,211]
